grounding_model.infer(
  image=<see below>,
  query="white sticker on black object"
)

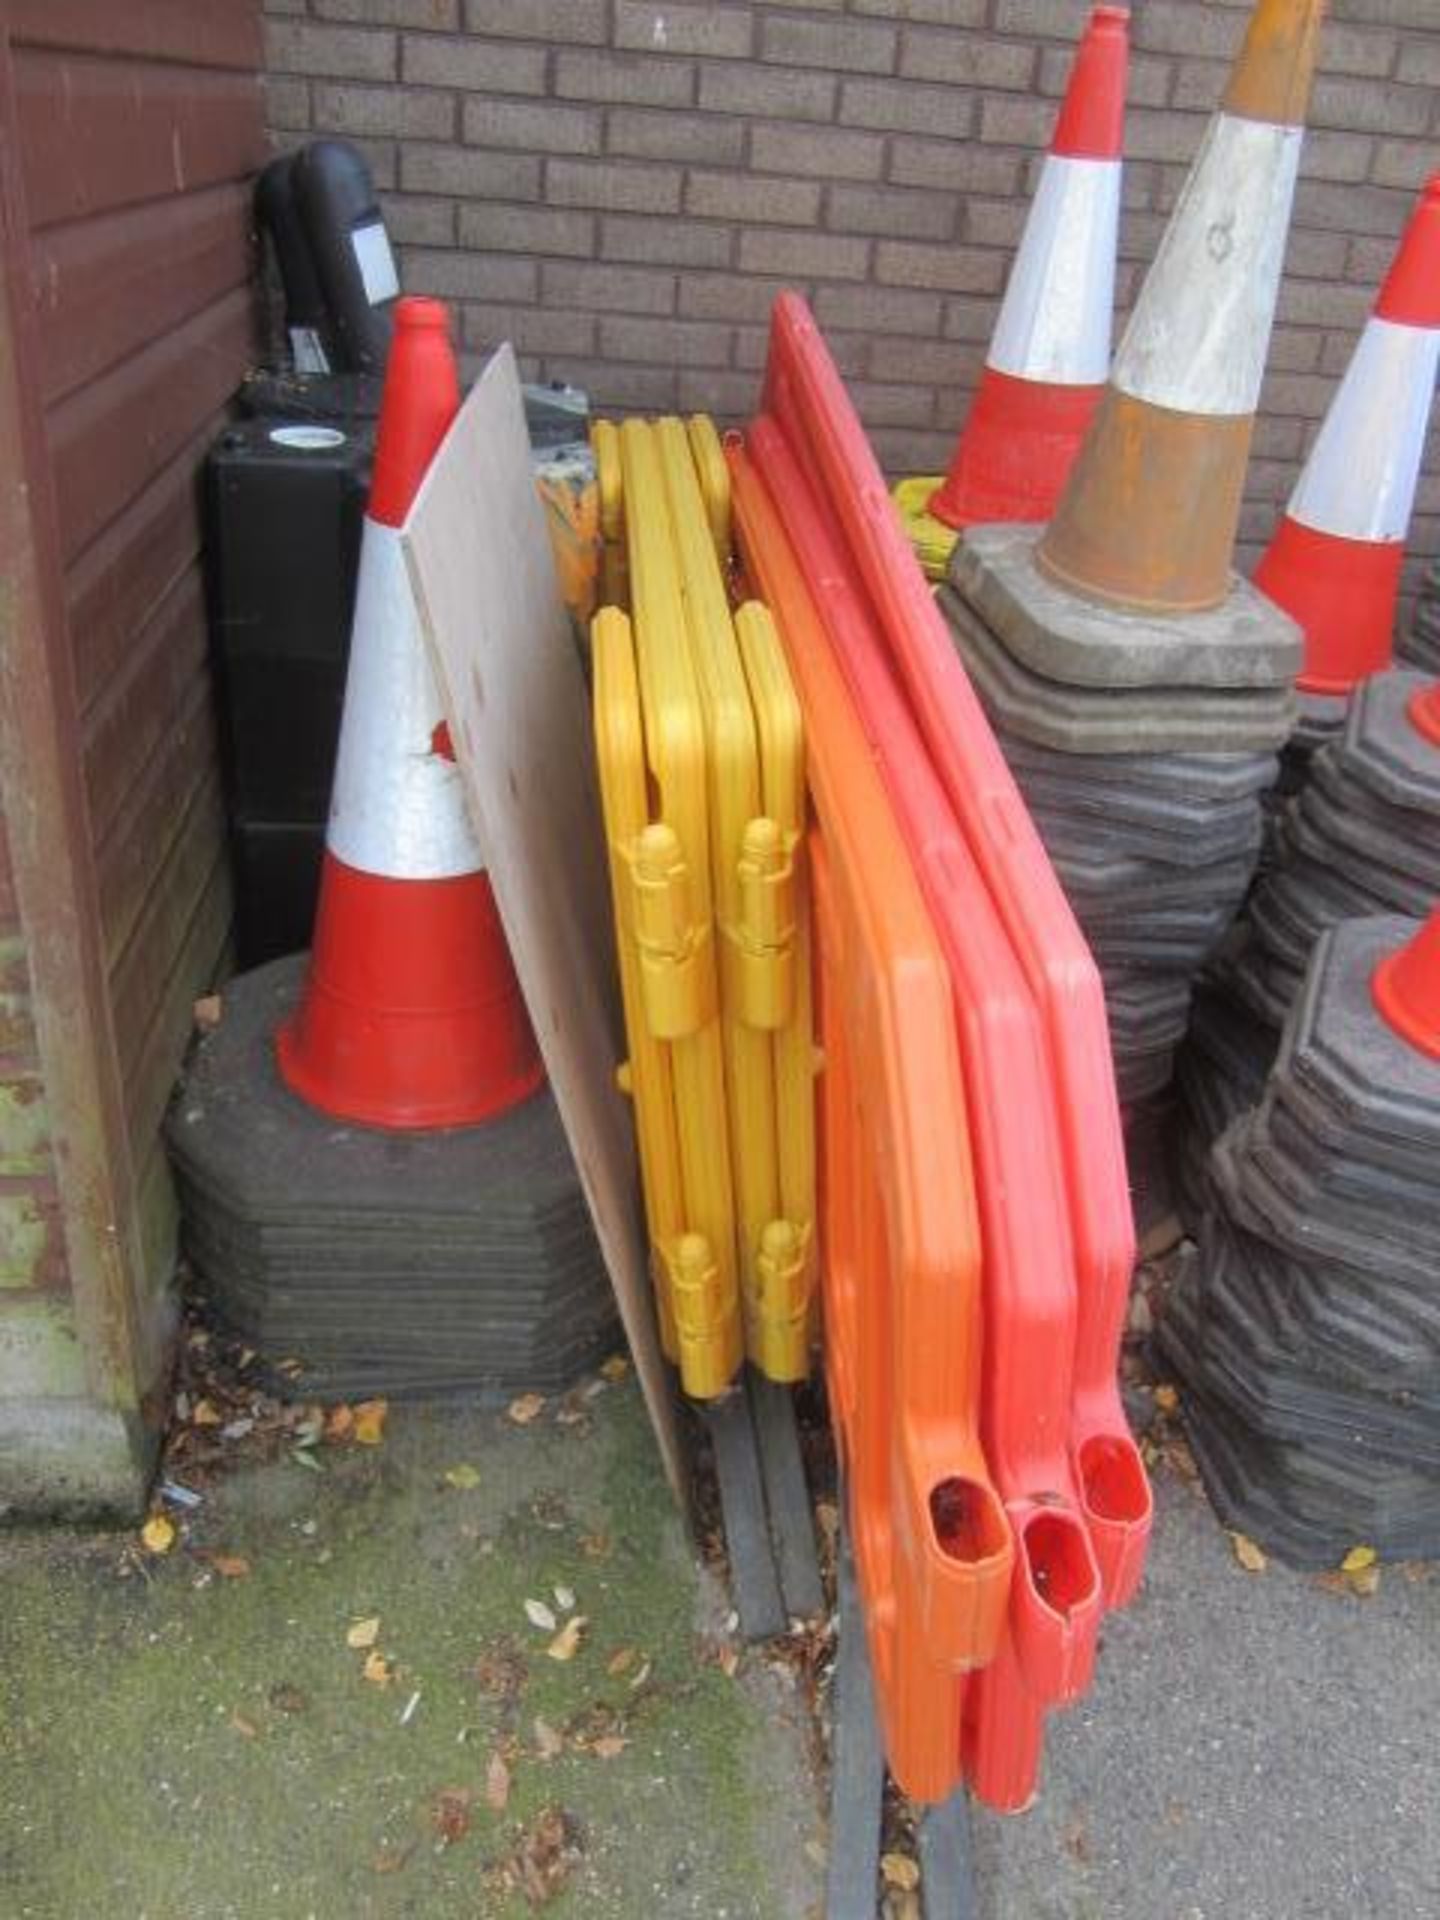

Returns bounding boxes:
[352,220,399,306]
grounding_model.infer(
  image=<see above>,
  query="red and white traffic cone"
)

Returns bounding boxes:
[928,5,1128,533]
[1038,0,1323,613]
[1255,175,1440,697]
[1373,907,1440,1061]
[277,296,544,1128]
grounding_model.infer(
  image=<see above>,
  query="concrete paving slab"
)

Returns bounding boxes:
[969,1470,1440,1920]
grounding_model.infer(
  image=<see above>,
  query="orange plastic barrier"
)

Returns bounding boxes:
[760,293,1151,1608]
[730,440,1012,1804]
[744,417,1103,1807]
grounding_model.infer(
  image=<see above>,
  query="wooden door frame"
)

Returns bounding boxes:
[0,1,152,1430]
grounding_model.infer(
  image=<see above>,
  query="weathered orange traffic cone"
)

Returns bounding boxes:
[929,5,1129,532]
[1038,0,1325,613]
[1373,907,1440,1060]
[1256,175,1440,696]
[1412,680,1440,746]
[278,296,544,1127]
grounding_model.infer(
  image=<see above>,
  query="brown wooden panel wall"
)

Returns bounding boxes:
[6,0,265,1300]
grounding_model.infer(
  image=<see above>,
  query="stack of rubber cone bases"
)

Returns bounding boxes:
[168,299,613,1396]
[1404,557,1440,673]
[1255,172,1440,755]
[1176,667,1440,1219]
[930,5,1128,535]
[942,0,1321,1105]
[1163,912,1440,1565]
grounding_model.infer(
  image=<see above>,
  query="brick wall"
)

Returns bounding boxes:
[262,0,1440,592]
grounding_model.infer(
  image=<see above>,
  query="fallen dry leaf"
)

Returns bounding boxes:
[1341,1545,1377,1575]
[546,1616,587,1663]
[500,1805,582,1908]
[362,1649,394,1687]
[881,1853,920,1892]
[486,1751,512,1812]
[140,1514,176,1555]
[431,1788,472,1847]
[579,1531,611,1561]
[474,1643,528,1700]
[191,1398,223,1428]
[444,1464,482,1491]
[1347,1563,1382,1598]
[353,1399,388,1447]
[508,1393,546,1426]
[347,1615,382,1650]
[718,1644,740,1679]
[534,1717,564,1759]
[208,1553,251,1580]
[324,1405,355,1443]
[599,1355,630,1383]
[553,1585,576,1613]
[590,1735,628,1760]
[524,1598,558,1634]
[606,1647,636,1678]
[1229,1532,1268,1574]
[230,1710,259,1739]
[372,1841,416,1876]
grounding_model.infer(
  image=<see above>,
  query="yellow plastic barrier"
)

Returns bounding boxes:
[590,415,817,1391]
[735,600,817,1366]
[658,420,815,1380]
[588,421,744,1399]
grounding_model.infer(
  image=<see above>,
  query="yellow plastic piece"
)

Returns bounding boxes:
[534,442,600,648]
[591,417,629,611]
[891,475,960,584]
[686,414,731,562]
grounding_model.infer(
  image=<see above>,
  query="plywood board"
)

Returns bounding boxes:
[401,343,682,1498]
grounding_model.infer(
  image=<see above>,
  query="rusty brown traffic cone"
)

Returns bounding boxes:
[1037,0,1326,614]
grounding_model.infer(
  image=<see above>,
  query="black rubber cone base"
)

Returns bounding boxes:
[165,955,617,1398]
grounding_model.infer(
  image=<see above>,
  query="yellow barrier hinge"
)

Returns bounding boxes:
[749,1217,814,1382]
[623,822,716,1040]
[730,816,797,1030]
[664,1232,742,1400]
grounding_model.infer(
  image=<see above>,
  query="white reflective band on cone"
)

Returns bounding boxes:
[326,520,485,880]
[1288,317,1440,542]
[989,155,1121,387]
[1114,115,1303,418]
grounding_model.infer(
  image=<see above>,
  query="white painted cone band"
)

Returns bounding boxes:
[989,154,1120,387]
[1287,317,1440,543]
[1114,114,1303,419]
[326,519,485,880]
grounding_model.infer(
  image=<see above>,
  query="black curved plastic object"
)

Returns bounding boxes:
[254,153,333,374]
[292,139,397,373]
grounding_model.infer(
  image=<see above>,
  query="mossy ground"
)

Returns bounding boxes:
[0,1375,824,1919]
